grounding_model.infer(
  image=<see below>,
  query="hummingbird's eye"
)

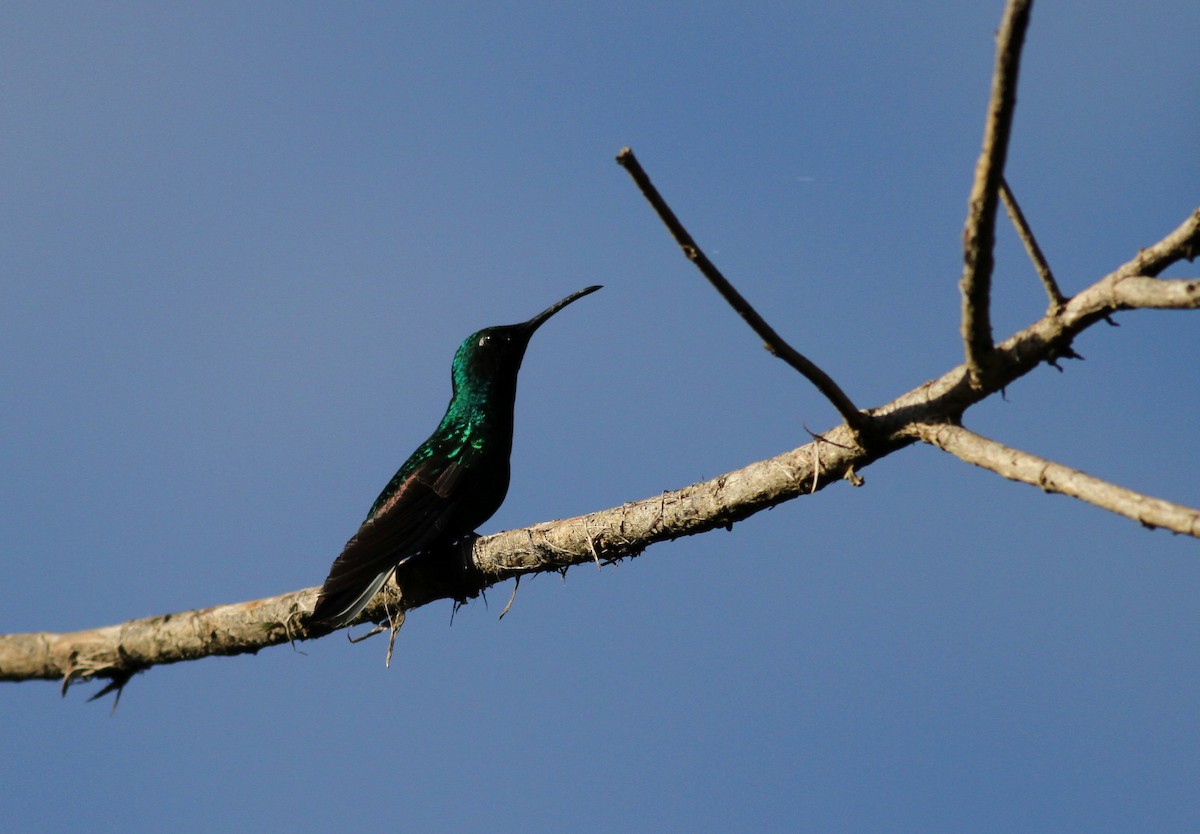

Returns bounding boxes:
[478,332,512,349]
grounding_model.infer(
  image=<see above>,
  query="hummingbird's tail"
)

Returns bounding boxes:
[311,567,395,629]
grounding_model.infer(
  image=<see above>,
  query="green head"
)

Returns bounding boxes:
[449,284,601,401]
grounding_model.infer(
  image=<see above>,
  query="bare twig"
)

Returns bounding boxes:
[1115,208,1200,278]
[909,422,1200,537]
[498,576,520,620]
[615,146,871,437]
[999,177,1065,311]
[961,0,1035,385]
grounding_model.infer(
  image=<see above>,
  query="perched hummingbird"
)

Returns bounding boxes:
[311,285,601,627]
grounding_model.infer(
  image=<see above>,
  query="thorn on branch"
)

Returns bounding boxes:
[803,425,853,450]
[86,665,145,713]
[1046,344,1084,372]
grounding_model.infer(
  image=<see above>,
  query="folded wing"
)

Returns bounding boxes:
[311,457,468,627]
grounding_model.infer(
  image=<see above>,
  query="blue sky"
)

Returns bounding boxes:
[2,2,1198,831]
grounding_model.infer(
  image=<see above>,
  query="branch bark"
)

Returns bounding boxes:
[961,0,1035,385]
[908,422,1200,536]
[2,206,1196,692]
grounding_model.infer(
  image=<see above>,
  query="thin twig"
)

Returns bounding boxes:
[385,611,404,668]
[498,576,521,620]
[615,146,870,436]
[961,0,1035,385]
[910,422,1200,537]
[999,176,1065,311]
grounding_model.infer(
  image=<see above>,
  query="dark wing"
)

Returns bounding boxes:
[311,457,468,627]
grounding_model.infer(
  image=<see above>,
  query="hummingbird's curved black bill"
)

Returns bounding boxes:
[521,284,602,333]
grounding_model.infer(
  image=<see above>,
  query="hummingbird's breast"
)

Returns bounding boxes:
[439,407,516,533]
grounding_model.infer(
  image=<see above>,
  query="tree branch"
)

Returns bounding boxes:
[908,422,1200,537]
[3,205,1195,694]
[1111,276,1200,310]
[961,0,1035,385]
[614,146,871,437]
[0,422,867,688]
[999,176,1065,311]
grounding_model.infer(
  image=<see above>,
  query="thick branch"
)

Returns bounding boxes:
[615,146,871,436]
[909,422,1200,537]
[0,591,317,690]
[472,425,864,578]
[961,0,1034,383]
[2,206,1196,692]
[1111,276,1200,309]
[0,422,868,687]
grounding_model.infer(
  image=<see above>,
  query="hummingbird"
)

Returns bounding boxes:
[311,285,602,628]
